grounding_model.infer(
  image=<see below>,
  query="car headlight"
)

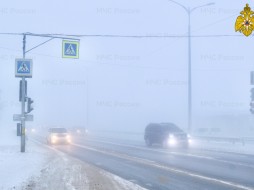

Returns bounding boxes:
[168,138,177,145]
[168,134,177,145]
[66,135,71,139]
[187,134,192,144]
[51,135,57,143]
[66,135,71,142]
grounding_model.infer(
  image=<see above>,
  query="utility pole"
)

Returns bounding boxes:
[187,8,192,134]
[20,34,26,152]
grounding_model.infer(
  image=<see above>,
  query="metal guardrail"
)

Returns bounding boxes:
[63,128,254,146]
[192,136,254,145]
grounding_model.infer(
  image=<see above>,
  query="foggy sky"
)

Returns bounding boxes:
[0,0,253,136]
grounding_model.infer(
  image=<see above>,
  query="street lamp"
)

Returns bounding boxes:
[166,1,215,133]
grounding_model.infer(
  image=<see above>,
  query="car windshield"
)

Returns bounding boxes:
[50,128,67,133]
[161,124,183,133]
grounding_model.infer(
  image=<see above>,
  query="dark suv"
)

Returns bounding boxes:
[144,123,190,148]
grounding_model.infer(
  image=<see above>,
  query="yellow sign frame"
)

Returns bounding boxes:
[62,40,80,59]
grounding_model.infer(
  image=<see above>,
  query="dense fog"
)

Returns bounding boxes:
[0,0,253,137]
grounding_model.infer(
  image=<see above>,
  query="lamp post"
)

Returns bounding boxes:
[166,1,215,133]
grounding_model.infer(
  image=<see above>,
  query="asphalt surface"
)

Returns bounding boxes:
[32,133,254,190]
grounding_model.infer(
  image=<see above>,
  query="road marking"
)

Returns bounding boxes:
[85,139,254,169]
[169,152,254,169]
[72,143,254,190]
[33,134,254,169]
[32,135,254,189]
[84,139,215,159]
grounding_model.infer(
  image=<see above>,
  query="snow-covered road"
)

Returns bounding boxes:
[0,128,147,190]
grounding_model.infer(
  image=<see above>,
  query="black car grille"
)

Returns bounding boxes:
[174,134,187,140]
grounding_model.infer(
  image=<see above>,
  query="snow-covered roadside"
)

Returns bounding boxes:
[0,127,147,190]
[0,128,47,190]
[23,139,148,190]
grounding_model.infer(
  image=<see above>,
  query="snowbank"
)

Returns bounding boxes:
[0,127,47,189]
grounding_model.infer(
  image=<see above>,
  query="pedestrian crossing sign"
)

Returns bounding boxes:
[15,59,33,78]
[62,40,79,59]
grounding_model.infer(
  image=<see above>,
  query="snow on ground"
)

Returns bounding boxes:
[0,127,47,190]
[23,139,148,190]
[0,127,147,190]
[101,172,147,190]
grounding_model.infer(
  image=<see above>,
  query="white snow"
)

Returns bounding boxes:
[0,127,148,190]
[101,171,148,190]
[0,127,47,189]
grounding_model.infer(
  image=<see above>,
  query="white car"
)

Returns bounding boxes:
[47,128,71,145]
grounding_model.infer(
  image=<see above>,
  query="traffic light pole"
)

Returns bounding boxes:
[16,33,79,152]
[21,34,26,152]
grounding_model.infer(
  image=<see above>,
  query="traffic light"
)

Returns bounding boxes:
[17,123,21,136]
[250,102,254,114]
[26,97,34,113]
[250,88,254,114]
[251,88,254,100]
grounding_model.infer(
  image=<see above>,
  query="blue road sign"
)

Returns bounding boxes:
[15,59,33,78]
[62,40,79,59]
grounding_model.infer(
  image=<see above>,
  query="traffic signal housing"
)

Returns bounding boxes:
[26,97,34,113]
[250,102,254,114]
[250,88,254,114]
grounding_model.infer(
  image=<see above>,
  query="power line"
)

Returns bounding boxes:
[0,32,247,38]
[0,32,79,40]
[39,33,246,38]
